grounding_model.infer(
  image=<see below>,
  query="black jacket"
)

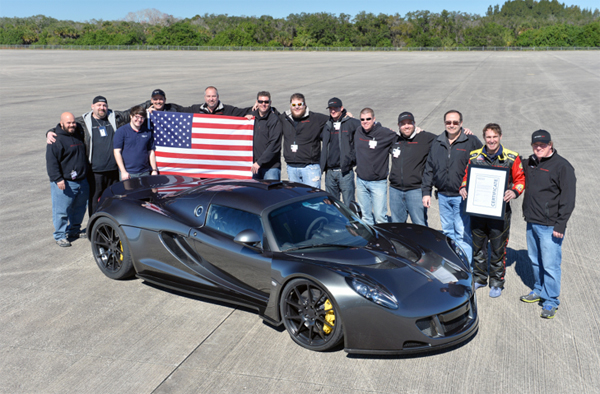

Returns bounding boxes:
[46,123,89,183]
[180,101,250,117]
[355,123,397,181]
[319,111,360,174]
[141,99,183,112]
[522,150,576,234]
[422,130,482,197]
[249,108,283,169]
[389,130,436,191]
[280,108,329,165]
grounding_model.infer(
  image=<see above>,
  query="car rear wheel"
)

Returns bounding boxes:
[280,278,343,351]
[90,217,135,280]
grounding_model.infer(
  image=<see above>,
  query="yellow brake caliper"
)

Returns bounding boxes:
[119,241,124,261]
[323,299,335,334]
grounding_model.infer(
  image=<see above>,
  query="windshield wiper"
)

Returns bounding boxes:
[283,243,355,252]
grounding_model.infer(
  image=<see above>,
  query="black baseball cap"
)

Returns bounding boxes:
[327,97,343,108]
[398,112,415,123]
[531,129,551,144]
[152,89,166,98]
[92,96,107,104]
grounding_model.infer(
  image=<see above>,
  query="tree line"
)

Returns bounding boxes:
[1,0,599,47]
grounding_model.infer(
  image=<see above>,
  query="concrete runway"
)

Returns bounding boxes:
[1,50,599,394]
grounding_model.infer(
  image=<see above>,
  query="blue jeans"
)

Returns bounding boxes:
[389,187,428,226]
[253,167,281,181]
[287,164,321,188]
[526,223,563,308]
[325,169,355,205]
[51,179,89,241]
[438,193,472,263]
[356,177,388,226]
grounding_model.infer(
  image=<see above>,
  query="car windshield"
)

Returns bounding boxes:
[268,196,375,252]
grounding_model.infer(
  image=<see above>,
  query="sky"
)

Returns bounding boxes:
[1,0,598,22]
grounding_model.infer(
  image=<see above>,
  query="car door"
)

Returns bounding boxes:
[192,204,272,297]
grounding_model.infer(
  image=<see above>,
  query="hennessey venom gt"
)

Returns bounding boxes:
[89,175,478,354]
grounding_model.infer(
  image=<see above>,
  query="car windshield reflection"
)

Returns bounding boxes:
[268,196,374,252]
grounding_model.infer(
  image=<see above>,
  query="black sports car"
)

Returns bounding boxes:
[89,176,478,354]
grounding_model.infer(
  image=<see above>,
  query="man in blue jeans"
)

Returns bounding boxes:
[422,110,482,263]
[389,112,436,226]
[520,130,576,319]
[279,93,328,188]
[46,112,90,247]
[249,91,282,180]
[354,108,397,226]
[320,97,360,204]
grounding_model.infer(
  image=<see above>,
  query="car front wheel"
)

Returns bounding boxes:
[280,278,343,351]
[90,217,135,280]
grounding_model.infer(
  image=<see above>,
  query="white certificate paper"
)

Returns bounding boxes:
[465,165,509,219]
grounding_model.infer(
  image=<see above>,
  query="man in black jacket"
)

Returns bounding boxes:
[520,130,576,319]
[389,112,436,226]
[421,110,482,263]
[179,86,250,117]
[355,108,397,226]
[144,89,182,112]
[46,96,131,215]
[280,93,329,188]
[46,113,90,247]
[319,97,360,204]
[249,91,282,180]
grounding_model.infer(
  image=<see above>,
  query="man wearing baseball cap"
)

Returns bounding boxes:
[46,95,132,215]
[388,112,436,226]
[145,89,182,112]
[319,97,360,204]
[520,130,576,319]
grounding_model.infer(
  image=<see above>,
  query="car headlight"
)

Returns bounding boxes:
[448,238,470,268]
[350,278,398,310]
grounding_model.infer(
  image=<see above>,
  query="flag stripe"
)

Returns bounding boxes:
[151,111,254,180]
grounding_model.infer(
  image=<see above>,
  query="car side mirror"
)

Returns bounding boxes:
[234,229,262,250]
[348,201,362,219]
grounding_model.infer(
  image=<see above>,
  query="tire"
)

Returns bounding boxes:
[279,278,343,351]
[90,217,135,280]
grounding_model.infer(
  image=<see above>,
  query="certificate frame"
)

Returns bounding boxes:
[464,164,509,220]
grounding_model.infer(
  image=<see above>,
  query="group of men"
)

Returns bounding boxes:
[45,86,576,319]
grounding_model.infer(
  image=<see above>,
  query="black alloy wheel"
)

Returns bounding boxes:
[280,278,343,351]
[90,217,135,280]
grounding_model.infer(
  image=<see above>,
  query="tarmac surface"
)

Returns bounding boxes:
[1,50,599,394]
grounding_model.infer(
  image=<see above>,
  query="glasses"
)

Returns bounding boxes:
[445,120,460,126]
[291,103,304,107]
[360,117,372,122]
[132,115,145,120]
[257,100,270,104]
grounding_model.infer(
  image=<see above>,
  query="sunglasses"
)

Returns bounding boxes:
[360,117,373,122]
[445,120,460,126]
[257,100,270,104]
[291,103,304,107]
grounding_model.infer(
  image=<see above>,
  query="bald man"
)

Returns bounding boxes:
[46,112,90,247]
[179,86,251,116]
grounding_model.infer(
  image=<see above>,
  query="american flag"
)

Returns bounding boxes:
[150,111,254,179]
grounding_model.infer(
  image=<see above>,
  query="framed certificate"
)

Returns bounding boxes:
[464,165,509,219]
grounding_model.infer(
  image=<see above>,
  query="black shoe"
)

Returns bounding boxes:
[56,238,71,247]
[67,230,87,240]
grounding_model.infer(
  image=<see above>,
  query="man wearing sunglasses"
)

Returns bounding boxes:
[354,108,397,226]
[319,97,360,204]
[248,91,283,180]
[422,110,482,263]
[279,93,329,188]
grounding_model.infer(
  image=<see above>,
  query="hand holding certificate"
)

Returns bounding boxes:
[463,165,509,219]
